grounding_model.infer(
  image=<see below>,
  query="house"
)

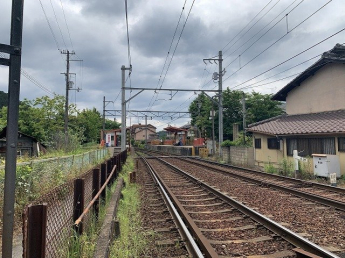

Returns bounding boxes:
[0,127,47,157]
[130,124,157,142]
[247,44,345,175]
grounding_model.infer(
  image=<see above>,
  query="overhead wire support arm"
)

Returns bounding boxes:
[123,87,218,93]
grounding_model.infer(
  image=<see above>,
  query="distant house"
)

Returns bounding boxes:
[247,44,345,175]
[0,127,47,157]
[130,124,157,142]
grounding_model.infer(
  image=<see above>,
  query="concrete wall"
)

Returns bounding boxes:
[221,146,255,168]
[253,134,284,169]
[286,63,345,115]
[148,145,194,156]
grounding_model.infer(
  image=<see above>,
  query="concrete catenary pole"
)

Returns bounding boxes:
[121,65,126,151]
[64,50,70,146]
[218,50,223,158]
[145,115,148,149]
[242,92,246,145]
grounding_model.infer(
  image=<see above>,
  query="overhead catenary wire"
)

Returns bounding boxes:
[223,0,333,82]
[147,0,196,112]
[146,0,188,110]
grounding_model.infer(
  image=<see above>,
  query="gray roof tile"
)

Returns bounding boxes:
[247,110,345,135]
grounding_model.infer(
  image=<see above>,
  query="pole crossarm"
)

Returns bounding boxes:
[104,109,190,118]
[123,87,218,93]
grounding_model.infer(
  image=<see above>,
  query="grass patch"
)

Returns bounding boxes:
[65,183,113,257]
[109,158,149,258]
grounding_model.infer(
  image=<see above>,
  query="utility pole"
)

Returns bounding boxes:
[0,1,24,257]
[61,50,75,146]
[218,51,223,158]
[242,92,246,145]
[102,96,106,143]
[203,50,224,158]
[121,65,131,151]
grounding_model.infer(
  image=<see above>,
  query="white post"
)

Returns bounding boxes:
[293,150,299,178]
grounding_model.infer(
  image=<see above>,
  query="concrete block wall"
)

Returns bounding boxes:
[221,146,254,168]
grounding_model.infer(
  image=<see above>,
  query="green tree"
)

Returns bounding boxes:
[72,108,103,143]
[104,119,120,130]
[246,91,284,124]
[189,93,213,138]
[188,89,284,141]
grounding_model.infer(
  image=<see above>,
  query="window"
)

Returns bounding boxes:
[267,138,280,149]
[338,137,345,152]
[254,138,261,149]
[287,137,335,156]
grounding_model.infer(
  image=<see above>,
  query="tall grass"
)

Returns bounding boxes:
[110,158,149,258]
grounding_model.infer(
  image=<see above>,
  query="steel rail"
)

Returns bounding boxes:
[141,157,218,258]
[188,157,345,195]
[180,157,345,212]
[157,157,340,258]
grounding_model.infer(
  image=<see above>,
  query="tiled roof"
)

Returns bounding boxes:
[247,110,345,136]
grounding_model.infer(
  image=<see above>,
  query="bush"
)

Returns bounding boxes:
[279,158,294,176]
[221,140,235,147]
[264,162,277,174]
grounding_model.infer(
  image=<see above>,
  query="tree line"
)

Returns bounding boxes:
[0,95,120,149]
[188,89,284,142]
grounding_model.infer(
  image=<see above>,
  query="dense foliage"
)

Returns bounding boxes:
[189,89,284,142]
[0,94,120,149]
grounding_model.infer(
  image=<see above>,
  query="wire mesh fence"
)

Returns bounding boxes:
[21,150,127,258]
[0,148,109,252]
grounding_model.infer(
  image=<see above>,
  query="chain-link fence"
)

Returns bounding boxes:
[22,150,127,258]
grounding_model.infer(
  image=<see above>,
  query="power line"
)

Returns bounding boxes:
[223,0,281,55]
[0,53,55,95]
[49,0,67,49]
[238,60,330,92]
[223,0,333,82]
[38,0,60,50]
[124,0,132,67]
[233,54,320,90]
[223,0,302,63]
[59,0,74,50]
[222,0,274,52]
[227,27,345,89]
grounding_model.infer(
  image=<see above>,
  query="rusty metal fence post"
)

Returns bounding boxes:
[73,179,85,235]
[25,204,47,258]
[100,163,107,202]
[107,159,112,180]
[92,168,100,219]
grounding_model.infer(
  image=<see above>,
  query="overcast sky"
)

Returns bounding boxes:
[0,0,344,131]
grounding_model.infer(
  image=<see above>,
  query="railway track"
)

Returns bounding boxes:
[137,153,341,257]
